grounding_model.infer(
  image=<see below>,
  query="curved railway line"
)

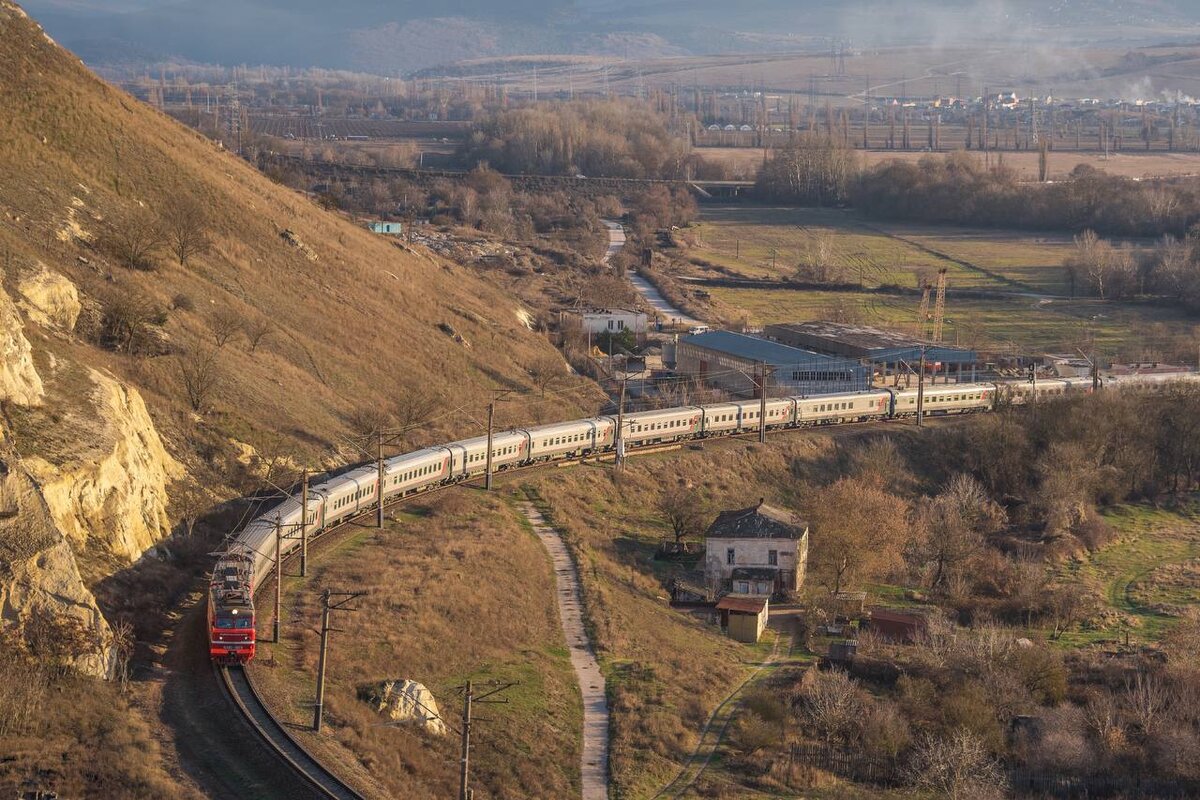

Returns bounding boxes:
[200,416,949,799]
[218,666,365,800]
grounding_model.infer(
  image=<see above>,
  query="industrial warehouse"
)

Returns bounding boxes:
[675,330,871,397]
[763,321,979,383]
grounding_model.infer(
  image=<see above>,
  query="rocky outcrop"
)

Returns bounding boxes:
[0,284,43,406]
[0,469,113,679]
[24,369,182,562]
[17,264,81,333]
[360,679,447,735]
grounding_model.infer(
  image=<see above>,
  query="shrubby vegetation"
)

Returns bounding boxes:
[755,134,858,206]
[851,154,1200,238]
[457,100,722,180]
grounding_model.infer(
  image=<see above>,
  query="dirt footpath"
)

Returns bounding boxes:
[518,501,610,800]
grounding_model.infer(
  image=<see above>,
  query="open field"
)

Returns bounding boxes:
[1055,501,1200,646]
[685,205,1084,293]
[706,286,1200,359]
[697,145,1200,181]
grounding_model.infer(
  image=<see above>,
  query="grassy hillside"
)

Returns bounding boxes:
[0,0,589,476]
[0,3,591,796]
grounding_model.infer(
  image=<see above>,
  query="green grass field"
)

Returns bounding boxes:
[706,285,1198,359]
[1055,502,1200,646]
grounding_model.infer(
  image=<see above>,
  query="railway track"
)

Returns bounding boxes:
[218,666,365,800]
[211,414,954,798]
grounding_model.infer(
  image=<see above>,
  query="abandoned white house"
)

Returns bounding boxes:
[704,500,809,597]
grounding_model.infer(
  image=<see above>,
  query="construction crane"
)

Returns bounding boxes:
[931,268,948,343]
[917,283,932,339]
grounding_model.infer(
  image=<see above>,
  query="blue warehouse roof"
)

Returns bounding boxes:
[680,330,844,365]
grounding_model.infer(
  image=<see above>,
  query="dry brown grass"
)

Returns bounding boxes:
[250,489,582,800]
[0,5,591,484]
[525,436,840,798]
[697,145,1200,180]
[0,6,595,796]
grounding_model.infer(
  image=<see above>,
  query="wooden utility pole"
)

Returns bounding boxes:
[312,589,366,732]
[273,513,283,643]
[457,680,514,800]
[615,375,628,472]
[300,469,309,577]
[485,401,496,492]
[916,346,927,427]
[757,361,769,443]
[459,681,473,800]
[376,430,385,528]
[484,390,514,491]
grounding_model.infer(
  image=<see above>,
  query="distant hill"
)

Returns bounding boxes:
[21,0,1200,71]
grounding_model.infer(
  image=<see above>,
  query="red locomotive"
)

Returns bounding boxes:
[208,547,256,664]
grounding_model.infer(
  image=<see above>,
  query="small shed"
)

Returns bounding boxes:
[717,594,769,643]
[368,221,404,236]
[863,608,926,643]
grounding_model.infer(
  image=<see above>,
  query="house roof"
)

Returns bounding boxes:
[706,501,807,540]
[716,595,768,614]
[731,567,779,581]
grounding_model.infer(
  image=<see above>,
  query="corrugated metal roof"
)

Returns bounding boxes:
[680,330,839,365]
[716,595,768,613]
[765,321,976,364]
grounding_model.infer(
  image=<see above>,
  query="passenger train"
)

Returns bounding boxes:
[208,372,1200,663]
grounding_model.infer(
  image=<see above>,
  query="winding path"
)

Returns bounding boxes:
[518,500,610,800]
[602,220,704,328]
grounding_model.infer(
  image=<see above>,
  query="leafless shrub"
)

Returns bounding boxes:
[100,291,167,355]
[346,404,394,438]
[171,479,213,537]
[244,316,274,354]
[861,701,911,758]
[211,306,244,348]
[1123,670,1169,738]
[797,668,865,745]
[110,619,134,691]
[178,345,222,412]
[163,193,212,266]
[103,208,166,271]
[907,729,1007,800]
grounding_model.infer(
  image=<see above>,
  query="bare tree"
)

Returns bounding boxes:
[178,345,222,412]
[798,668,865,745]
[163,194,212,266]
[392,387,440,440]
[346,404,394,438]
[104,209,166,271]
[529,357,566,398]
[171,479,213,537]
[908,729,1008,800]
[109,620,135,691]
[244,317,274,354]
[1124,670,1169,737]
[656,483,707,543]
[100,291,166,355]
[211,306,244,349]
